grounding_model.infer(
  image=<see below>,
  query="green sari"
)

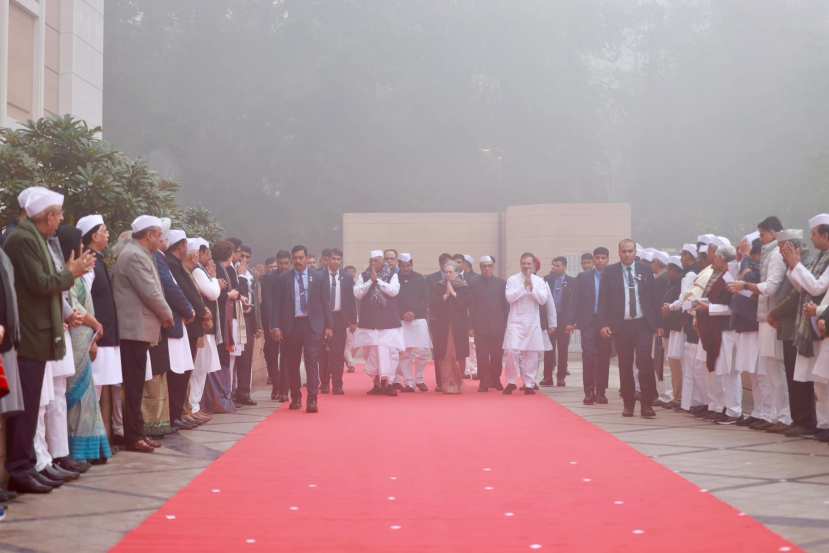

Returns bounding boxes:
[67,278,112,462]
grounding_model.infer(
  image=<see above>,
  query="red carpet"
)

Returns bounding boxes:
[114,367,799,553]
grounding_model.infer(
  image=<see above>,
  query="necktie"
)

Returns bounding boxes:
[330,273,337,311]
[626,266,638,318]
[297,271,308,314]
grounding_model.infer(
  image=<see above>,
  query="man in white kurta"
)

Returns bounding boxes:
[353,250,405,396]
[503,254,551,395]
[393,253,432,392]
[729,218,792,428]
[783,214,829,439]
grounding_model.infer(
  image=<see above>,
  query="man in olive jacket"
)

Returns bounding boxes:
[3,189,94,493]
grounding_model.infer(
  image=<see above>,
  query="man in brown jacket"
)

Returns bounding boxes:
[112,215,173,453]
[3,189,94,493]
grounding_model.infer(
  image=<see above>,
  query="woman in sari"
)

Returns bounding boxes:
[58,227,112,464]
[430,260,471,394]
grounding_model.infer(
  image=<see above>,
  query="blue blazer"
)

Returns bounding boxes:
[154,251,194,339]
[273,268,333,337]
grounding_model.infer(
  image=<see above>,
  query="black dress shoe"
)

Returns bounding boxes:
[33,470,63,488]
[784,425,816,438]
[172,418,198,430]
[289,400,302,410]
[0,488,18,502]
[494,383,504,391]
[367,385,382,395]
[502,383,517,395]
[277,394,289,402]
[814,429,829,442]
[416,383,428,392]
[595,394,608,405]
[583,393,595,405]
[271,391,279,400]
[9,474,53,494]
[55,457,90,474]
[306,397,319,413]
[556,379,566,387]
[736,416,757,427]
[239,396,258,406]
[333,388,345,395]
[43,463,79,482]
[641,407,657,419]
[622,406,635,417]
[320,387,330,394]
[539,379,555,387]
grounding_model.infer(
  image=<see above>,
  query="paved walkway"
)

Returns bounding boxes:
[1,363,827,552]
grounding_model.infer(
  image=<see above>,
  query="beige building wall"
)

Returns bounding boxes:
[1,0,104,128]
[503,203,632,276]
[343,203,632,278]
[342,212,501,276]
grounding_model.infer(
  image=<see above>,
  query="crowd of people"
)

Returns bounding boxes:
[1,184,828,508]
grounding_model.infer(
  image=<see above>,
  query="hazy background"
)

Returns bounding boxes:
[104,0,829,257]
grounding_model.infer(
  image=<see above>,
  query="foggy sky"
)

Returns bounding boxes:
[103,0,829,257]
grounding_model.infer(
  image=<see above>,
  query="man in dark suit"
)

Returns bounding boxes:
[598,239,660,418]
[260,256,280,400]
[319,248,357,394]
[541,256,576,387]
[573,247,612,405]
[270,245,333,413]
[469,256,508,391]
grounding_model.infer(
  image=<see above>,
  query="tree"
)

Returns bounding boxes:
[0,115,222,240]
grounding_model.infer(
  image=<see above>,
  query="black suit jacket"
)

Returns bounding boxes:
[321,269,357,326]
[273,268,333,336]
[545,273,576,328]
[598,261,660,333]
[573,270,601,330]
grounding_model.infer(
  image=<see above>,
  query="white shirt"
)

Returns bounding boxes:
[329,271,342,312]
[621,263,643,320]
[787,255,829,297]
[192,267,221,301]
[353,273,400,300]
[503,273,550,352]
[756,242,786,322]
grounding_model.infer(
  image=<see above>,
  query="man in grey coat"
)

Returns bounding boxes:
[112,215,173,453]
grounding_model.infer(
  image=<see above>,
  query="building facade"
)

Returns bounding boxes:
[0,0,103,128]
[343,203,632,277]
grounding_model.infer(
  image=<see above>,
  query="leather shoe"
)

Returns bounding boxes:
[55,456,90,474]
[144,437,162,448]
[333,388,345,395]
[785,425,816,438]
[494,383,504,391]
[306,397,319,413]
[9,474,53,494]
[765,422,791,434]
[126,439,155,453]
[502,383,517,395]
[319,387,330,394]
[539,379,555,387]
[595,394,608,405]
[383,385,398,397]
[814,429,829,442]
[172,418,198,430]
[555,379,566,387]
[42,463,79,482]
[33,470,63,488]
[289,400,302,410]
[583,393,595,405]
[0,488,18,502]
[641,407,657,419]
[622,407,635,417]
[276,394,289,402]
